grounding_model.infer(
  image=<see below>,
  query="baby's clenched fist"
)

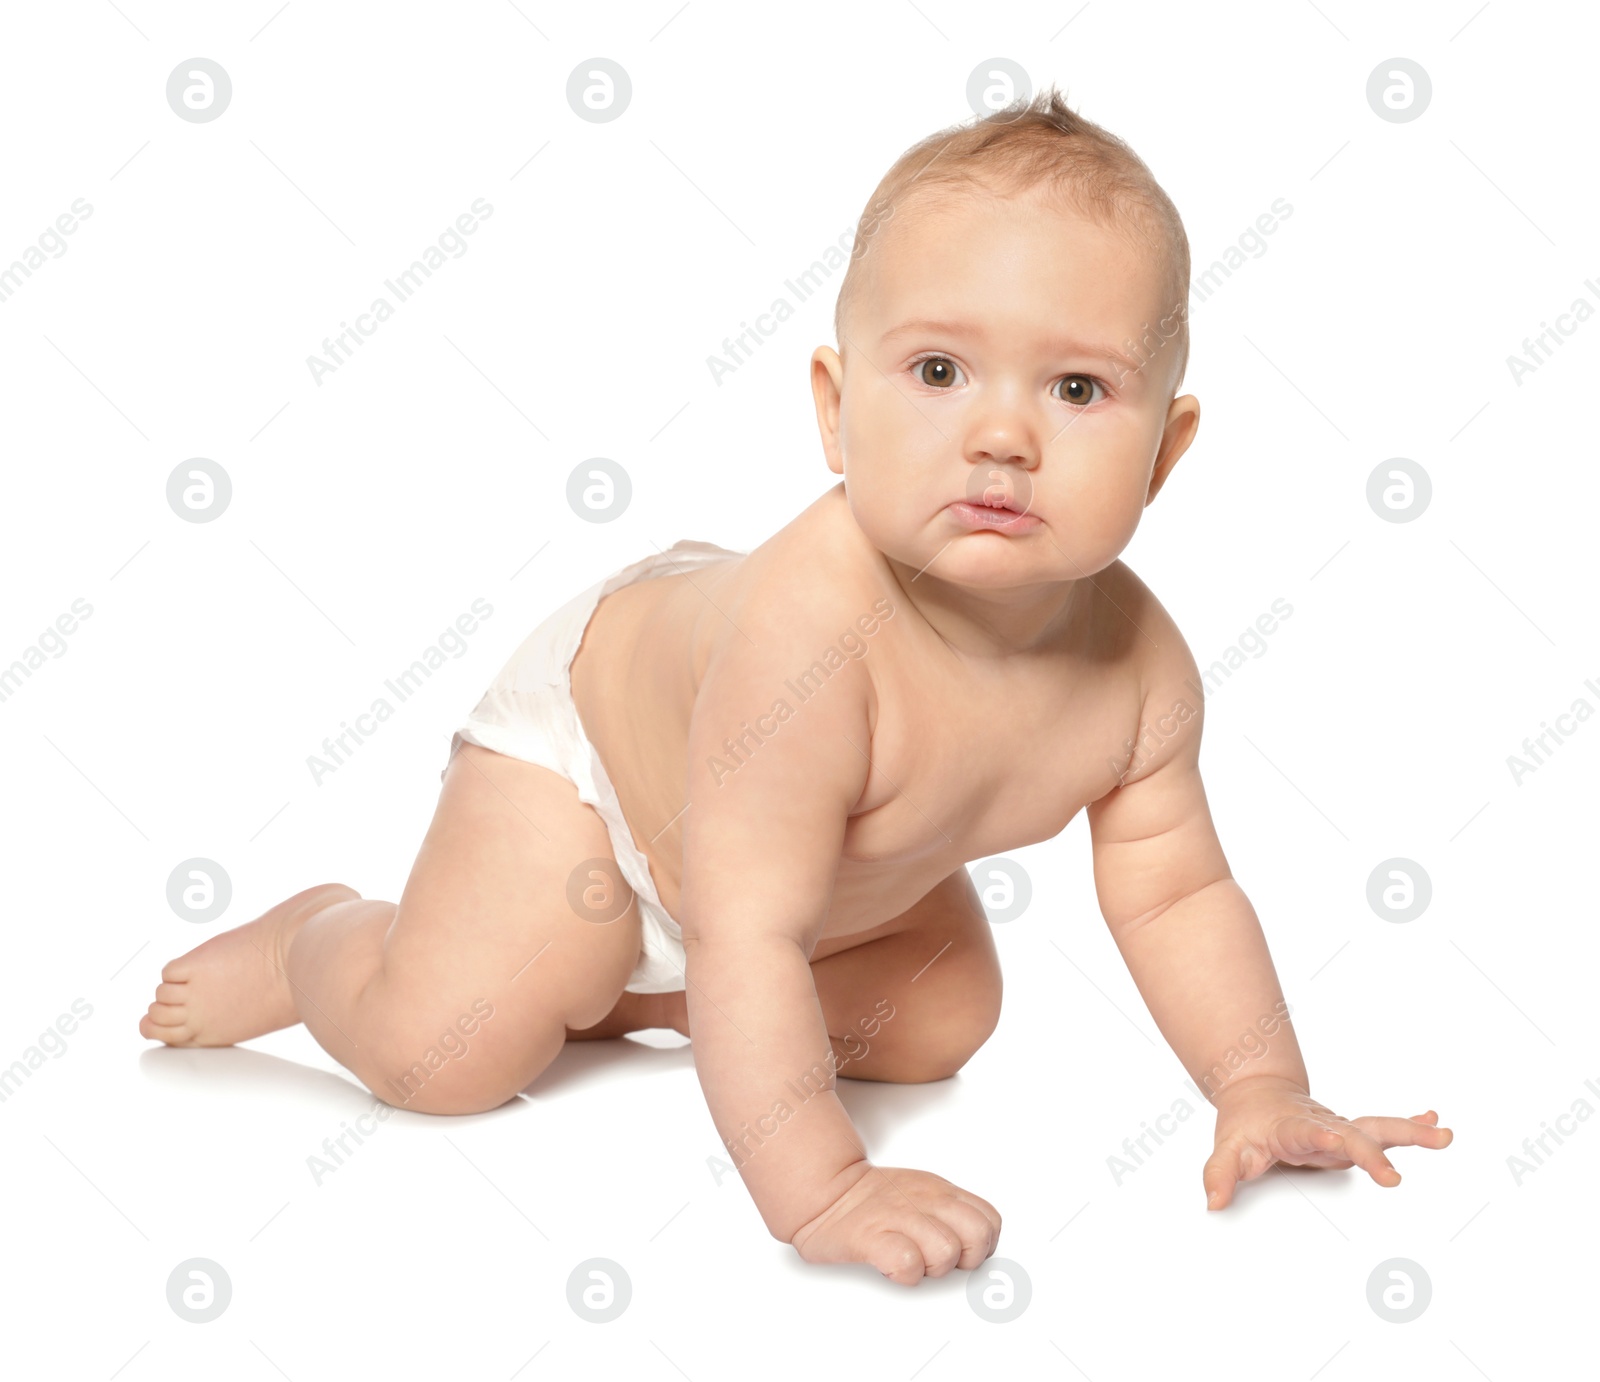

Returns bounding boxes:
[789,1162,1001,1286]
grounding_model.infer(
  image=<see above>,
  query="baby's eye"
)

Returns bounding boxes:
[1054,374,1105,407]
[913,356,964,388]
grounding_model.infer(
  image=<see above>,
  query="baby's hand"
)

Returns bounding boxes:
[1202,1076,1453,1209]
[789,1162,1002,1286]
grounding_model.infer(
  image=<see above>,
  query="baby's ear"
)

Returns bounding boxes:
[810,347,846,474]
[811,344,843,390]
[1146,394,1200,505]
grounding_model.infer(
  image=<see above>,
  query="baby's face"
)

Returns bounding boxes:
[814,189,1198,591]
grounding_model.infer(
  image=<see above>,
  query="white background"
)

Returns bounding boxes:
[1,1,1593,1378]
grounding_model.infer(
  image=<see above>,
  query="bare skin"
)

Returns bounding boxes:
[142,183,1451,1285]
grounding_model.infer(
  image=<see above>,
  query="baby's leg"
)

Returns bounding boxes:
[142,742,651,1113]
[810,867,1003,1083]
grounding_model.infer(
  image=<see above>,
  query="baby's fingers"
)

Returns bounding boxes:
[866,1230,931,1287]
[947,1186,1005,1250]
[1273,1115,1349,1160]
[1324,1125,1402,1187]
[1202,1142,1244,1210]
[1351,1113,1454,1151]
[939,1196,1002,1268]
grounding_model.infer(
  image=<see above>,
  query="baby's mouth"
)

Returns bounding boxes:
[946,497,1041,531]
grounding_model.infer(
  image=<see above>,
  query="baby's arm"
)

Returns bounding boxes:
[677,579,999,1280]
[1086,623,1451,1206]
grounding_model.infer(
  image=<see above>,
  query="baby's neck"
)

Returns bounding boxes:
[879,554,1087,660]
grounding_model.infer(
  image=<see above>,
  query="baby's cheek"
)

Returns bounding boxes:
[841,460,907,523]
[1062,469,1143,558]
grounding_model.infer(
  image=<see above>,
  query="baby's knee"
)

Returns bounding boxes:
[851,992,1002,1084]
[359,1008,560,1115]
[913,984,1003,1081]
[370,1070,509,1116]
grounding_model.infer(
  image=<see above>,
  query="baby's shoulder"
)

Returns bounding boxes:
[1078,560,1196,687]
[1091,560,1202,715]
[686,496,884,739]
[715,489,888,635]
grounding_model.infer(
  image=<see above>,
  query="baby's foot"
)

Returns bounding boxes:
[139,883,359,1047]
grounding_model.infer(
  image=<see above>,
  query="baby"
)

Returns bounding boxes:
[141,87,1451,1285]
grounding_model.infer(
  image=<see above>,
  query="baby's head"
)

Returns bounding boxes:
[812,87,1200,590]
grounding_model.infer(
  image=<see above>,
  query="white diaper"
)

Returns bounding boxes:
[442,539,746,994]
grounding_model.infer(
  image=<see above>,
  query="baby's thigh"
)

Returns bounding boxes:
[380,742,645,1051]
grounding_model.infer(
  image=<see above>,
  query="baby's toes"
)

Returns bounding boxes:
[160,955,199,986]
[143,992,191,1027]
[139,1007,191,1043]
